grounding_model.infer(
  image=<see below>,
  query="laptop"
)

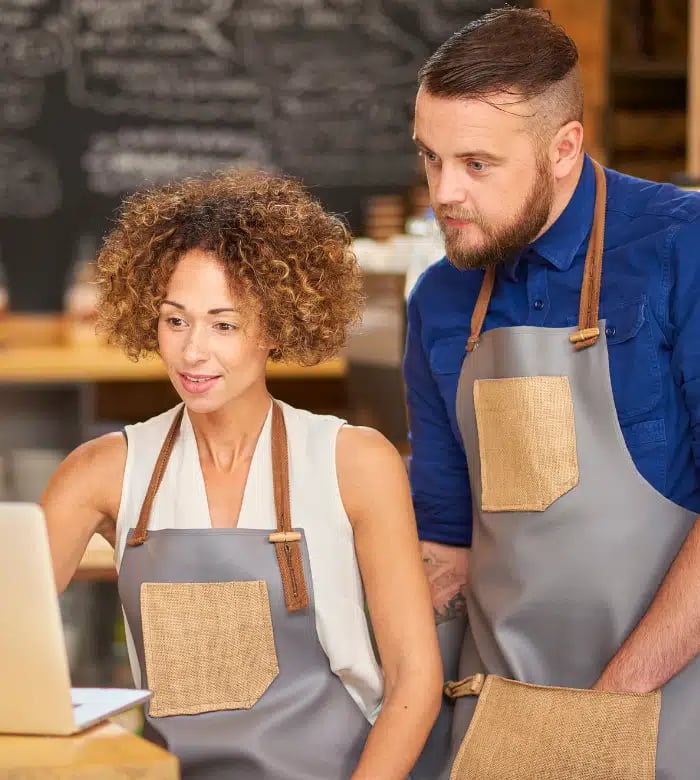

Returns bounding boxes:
[0,502,151,735]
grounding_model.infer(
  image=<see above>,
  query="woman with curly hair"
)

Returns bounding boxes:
[40,169,442,780]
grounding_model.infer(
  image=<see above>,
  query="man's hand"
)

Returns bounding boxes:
[420,540,469,624]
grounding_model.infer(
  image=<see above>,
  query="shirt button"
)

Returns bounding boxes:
[605,325,616,337]
[533,299,544,310]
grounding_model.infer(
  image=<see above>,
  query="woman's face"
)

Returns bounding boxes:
[157,248,273,414]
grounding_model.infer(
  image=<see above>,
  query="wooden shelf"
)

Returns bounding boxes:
[611,59,688,79]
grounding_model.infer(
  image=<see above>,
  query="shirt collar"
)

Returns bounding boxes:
[503,154,596,280]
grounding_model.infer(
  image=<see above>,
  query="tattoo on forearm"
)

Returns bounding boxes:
[422,545,469,625]
[434,589,467,625]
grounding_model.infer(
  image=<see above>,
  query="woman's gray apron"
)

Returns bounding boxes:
[446,160,700,779]
[118,401,370,780]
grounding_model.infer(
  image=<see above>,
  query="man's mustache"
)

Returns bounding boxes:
[436,209,485,227]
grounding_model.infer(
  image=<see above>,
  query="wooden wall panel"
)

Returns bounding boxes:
[535,0,610,164]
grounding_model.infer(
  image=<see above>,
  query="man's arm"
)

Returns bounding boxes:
[403,282,472,620]
[421,541,469,625]
[595,517,700,693]
[595,221,700,693]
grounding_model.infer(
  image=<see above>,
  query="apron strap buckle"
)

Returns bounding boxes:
[569,326,600,350]
[268,531,302,544]
[127,530,149,547]
[444,673,486,699]
[466,335,481,353]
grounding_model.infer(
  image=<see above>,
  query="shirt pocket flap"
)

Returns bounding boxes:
[603,298,646,345]
[430,336,467,375]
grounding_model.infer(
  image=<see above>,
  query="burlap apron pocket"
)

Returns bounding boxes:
[141,581,279,717]
[446,674,661,780]
[473,376,579,512]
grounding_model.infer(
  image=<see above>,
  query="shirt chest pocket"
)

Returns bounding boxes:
[430,335,468,380]
[429,335,469,425]
[569,297,662,423]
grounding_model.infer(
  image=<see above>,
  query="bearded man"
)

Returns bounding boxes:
[406,7,700,780]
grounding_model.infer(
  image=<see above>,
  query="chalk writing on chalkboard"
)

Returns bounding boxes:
[0,0,528,309]
[82,126,273,195]
[66,0,268,123]
[0,80,44,129]
[0,136,62,218]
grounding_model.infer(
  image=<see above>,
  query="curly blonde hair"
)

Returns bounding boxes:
[96,168,363,365]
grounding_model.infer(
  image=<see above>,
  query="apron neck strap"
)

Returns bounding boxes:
[466,159,608,353]
[127,400,309,613]
[130,404,185,542]
[268,402,309,611]
[570,160,607,350]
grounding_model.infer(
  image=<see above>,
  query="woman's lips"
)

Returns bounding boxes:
[178,372,221,395]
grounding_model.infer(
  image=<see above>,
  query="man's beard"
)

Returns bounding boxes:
[437,158,554,271]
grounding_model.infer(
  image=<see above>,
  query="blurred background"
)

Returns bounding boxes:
[0,0,697,732]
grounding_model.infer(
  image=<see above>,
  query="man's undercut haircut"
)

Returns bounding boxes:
[418,7,583,139]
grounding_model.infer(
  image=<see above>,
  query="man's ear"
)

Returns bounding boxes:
[549,120,584,181]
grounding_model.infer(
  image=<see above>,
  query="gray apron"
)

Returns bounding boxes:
[411,618,466,779]
[118,401,370,780]
[446,160,700,778]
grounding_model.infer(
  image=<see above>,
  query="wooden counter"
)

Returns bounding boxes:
[0,721,178,779]
[0,314,346,383]
[75,535,117,581]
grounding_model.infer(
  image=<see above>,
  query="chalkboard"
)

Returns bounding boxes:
[0,0,530,310]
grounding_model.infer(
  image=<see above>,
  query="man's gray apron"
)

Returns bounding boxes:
[412,618,466,778]
[118,401,370,780]
[446,160,700,778]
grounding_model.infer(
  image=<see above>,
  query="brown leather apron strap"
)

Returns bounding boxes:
[127,401,309,613]
[466,265,496,353]
[127,405,185,547]
[569,160,607,351]
[268,402,309,612]
[464,159,608,353]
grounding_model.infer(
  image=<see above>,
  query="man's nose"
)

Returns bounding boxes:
[433,165,469,206]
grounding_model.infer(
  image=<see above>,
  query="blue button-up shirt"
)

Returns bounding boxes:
[404,155,700,546]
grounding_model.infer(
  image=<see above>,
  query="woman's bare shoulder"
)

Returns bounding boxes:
[335,425,410,522]
[42,431,127,522]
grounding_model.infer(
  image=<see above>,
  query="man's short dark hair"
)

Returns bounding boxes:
[418,7,583,132]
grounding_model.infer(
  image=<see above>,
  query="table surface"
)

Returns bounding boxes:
[0,314,346,383]
[0,720,178,779]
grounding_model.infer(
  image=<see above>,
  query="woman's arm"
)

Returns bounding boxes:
[40,433,126,593]
[337,426,443,780]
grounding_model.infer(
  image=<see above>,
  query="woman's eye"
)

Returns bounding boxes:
[215,322,237,332]
[167,316,186,327]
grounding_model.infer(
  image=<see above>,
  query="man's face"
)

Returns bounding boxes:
[413,88,555,270]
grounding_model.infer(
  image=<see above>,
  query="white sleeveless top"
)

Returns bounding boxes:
[114,401,384,723]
